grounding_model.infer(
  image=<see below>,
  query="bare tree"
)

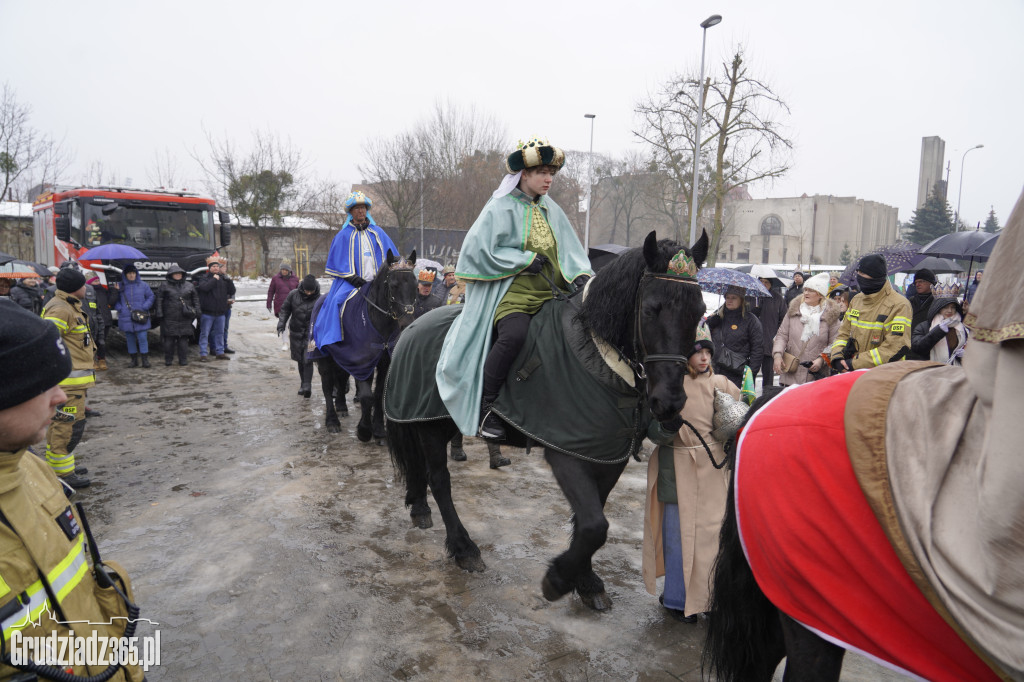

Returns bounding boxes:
[146,148,181,188]
[81,160,120,187]
[194,129,319,275]
[634,46,792,264]
[1,83,71,201]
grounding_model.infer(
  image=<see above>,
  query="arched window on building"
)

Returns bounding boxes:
[760,215,782,235]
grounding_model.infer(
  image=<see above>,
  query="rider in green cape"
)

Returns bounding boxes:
[436,137,594,438]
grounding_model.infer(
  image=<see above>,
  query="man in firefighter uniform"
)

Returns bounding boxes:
[830,254,912,372]
[0,300,144,681]
[42,268,95,489]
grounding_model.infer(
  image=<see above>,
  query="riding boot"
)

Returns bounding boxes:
[130,354,139,368]
[449,433,467,461]
[140,354,151,368]
[479,397,506,440]
[488,441,511,469]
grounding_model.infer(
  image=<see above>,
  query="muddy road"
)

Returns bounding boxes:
[63,301,901,681]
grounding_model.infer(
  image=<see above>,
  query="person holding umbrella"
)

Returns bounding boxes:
[830,254,912,372]
[113,264,155,367]
[707,285,763,388]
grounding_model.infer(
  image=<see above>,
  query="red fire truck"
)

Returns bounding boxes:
[32,186,231,290]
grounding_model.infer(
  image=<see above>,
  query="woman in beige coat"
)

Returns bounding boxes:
[642,322,741,621]
[772,272,841,386]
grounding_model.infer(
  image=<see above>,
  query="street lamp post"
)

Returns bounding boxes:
[419,152,426,255]
[954,144,983,231]
[689,13,722,247]
[583,113,596,250]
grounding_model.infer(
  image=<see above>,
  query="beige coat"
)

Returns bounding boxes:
[642,370,740,616]
[772,295,841,385]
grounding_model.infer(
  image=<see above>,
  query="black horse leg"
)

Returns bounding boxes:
[370,359,388,441]
[335,368,350,417]
[355,378,374,442]
[778,613,845,682]
[541,451,626,611]
[421,423,485,572]
[316,359,340,433]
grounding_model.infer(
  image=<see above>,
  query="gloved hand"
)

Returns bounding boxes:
[831,358,850,373]
[938,318,951,332]
[345,276,367,288]
[524,254,549,275]
[277,329,285,338]
[953,347,964,359]
[660,413,685,434]
[572,274,591,290]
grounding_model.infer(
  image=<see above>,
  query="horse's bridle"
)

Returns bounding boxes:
[630,271,703,384]
[364,265,416,320]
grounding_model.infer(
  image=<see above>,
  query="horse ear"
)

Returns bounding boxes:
[408,249,417,265]
[386,250,397,266]
[643,231,659,269]
[691,229,709,268]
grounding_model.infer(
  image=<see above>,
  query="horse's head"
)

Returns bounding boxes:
[378,249,418,328]
[582,229,708,422]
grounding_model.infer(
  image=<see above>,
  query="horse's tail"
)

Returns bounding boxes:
[703,388,785,682]
[386,420,429,493]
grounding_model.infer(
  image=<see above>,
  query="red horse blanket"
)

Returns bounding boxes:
[735,371,1000,682]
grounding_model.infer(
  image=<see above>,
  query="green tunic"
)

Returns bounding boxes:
[495,188,567,322]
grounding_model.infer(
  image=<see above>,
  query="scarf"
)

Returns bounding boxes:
[928,313,966,364]
[799,301,824,342]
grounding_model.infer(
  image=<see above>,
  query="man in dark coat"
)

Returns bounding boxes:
[9,277,45,315]
[784,271,805,305]
[195,257,235,361]
[278,275,321,397]
[748,271,787,389]
[267,262,299,317]
[906,268,936,360]
[156,264,200,365]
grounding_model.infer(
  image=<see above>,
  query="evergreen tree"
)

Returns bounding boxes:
[984,207,1000,233]
[839,242,854,266]
[904,183,955,245]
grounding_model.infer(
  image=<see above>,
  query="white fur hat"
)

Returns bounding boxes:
[803,272,831,298]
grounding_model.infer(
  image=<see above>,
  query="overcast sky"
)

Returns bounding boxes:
[2,0,1021,228]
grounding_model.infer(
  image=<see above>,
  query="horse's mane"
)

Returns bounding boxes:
[582,238,696,353]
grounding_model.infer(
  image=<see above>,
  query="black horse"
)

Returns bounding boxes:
[310,251,417,441]
[386,231,708,611]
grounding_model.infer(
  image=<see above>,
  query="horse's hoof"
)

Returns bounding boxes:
[456,555,486,572]
[578,590,613,612]
[326,422,341,433]
[541,574,567,602]
[338,409,349,418]
[411,513,433,529]
[356,425,372,442]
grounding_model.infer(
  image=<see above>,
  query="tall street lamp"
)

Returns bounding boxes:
[954,144,983,231]
[689,13,722,247]
[583,113,596,250]
[419,152,426,255]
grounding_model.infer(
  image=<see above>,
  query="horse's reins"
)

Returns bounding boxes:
[364,266,416,321]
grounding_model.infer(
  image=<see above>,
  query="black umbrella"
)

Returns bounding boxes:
[0,250,18,265]
[588,243,630,272]
[900,257,963,275]
[920,229,994,285]
[965,233,999,259]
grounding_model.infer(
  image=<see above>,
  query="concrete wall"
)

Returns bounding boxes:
[917,136,946,208]
[717,195,899,266]
[0,216,36,261]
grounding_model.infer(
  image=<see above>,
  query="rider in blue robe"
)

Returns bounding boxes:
[312,190,399,349]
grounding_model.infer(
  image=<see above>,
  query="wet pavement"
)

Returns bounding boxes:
[62,301,905,681]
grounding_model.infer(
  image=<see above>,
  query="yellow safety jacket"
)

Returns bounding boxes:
[0,449,142,681]
[42,291,96,391]
[830,279,912,369]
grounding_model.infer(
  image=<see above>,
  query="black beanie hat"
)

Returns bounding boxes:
[301,274,318,291]
[915,268,936,285]
[55,268,86,293]
[858,254,887,279]
[0,300,72,411]
[122,263,138,275]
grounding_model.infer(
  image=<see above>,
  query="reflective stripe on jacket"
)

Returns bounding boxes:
[830,280,912,369]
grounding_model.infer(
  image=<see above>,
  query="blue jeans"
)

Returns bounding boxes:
[199,314,226,356]
[661,503,686,611]
[124,330,149,355]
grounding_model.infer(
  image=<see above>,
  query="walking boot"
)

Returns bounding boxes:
[488,442,511,469]
[59,472,91,489]
[449,433,467,462]
[165,356,174,366]
[478,400,506,440]
[130,354,139,367]
[141,354,151,368]
[95,357,108,370]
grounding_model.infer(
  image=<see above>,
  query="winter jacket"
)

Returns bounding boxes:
[277,282,321,362]
[42,291,95,390]
[9,281,45,315]
[830,279,912,369]
[905,290,936,358]
[46,282,106,344]
[156,265,201,337]
[784,283,804,306]
[196,271,235,316]
[91,282,117,342]
[772,295,841,385]
[707,304,763,384]
[114,278,155,332]
[413,291,442,319]
[267,271,299,315]
[748,287,787,358]
[911,297,967,365]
